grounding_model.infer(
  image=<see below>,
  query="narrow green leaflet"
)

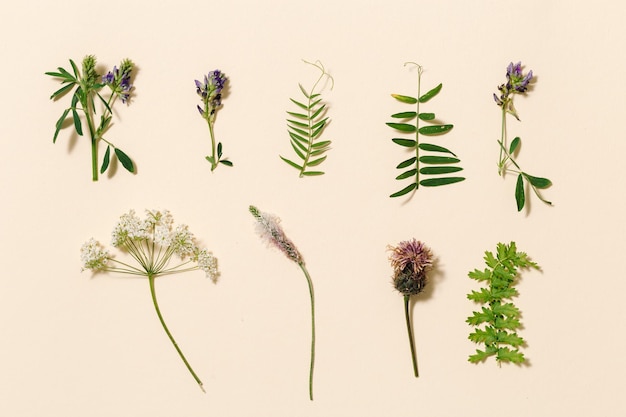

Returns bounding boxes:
[386,63,465,198]
[466,242,540,365]
[281,60,334,177]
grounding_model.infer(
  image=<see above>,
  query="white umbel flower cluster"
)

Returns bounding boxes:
[82,209,219,281]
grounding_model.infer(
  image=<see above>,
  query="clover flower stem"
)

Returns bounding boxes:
[148,274,205,393]
[498,106,508,176]
[298,262,315,401]
[83,97,99,181]
[206,117,218,171]
[403,294,419,377]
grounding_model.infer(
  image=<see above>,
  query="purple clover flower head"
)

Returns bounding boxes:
[195,69,228,120]
[102,60,134,104]
[505,61,533,93]
[388,239,433,296]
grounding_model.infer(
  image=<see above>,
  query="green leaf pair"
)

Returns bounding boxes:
[281,60,333,177]
[387,64,465,198]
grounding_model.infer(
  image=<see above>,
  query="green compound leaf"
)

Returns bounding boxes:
[114,148,134,173]
[282,60,333,177]
[391,94,417,104]
[418,83,442,103]
[387,66,464,198]
[418,124,453,135]
[419,156,460,164]
[392,138,416,147]
[100,145,111,174]
[420,177,465,187]
[467,242,540,365]
[391,111,417,119]
[49,82,76,100]
[386,122,416,132]
[515,174,525,211]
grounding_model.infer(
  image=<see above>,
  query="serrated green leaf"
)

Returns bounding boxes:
[418,124,453,135]
[71,109,83,136]
[100,146,111,174]
[302,171,324,176]
[419,156,460,164]
[280,156,303,170]
[289,98,308,110]
[418,143,456,155]
[391,94,417,104]
[468,268,491,282]
[391,111,417,119]
[396,157,417,169]
[469,349,492,363]
[492,303,520,318]
[114,148,134,173]
[509,137,521,154]
[392,138,416,147]
[523,173,552,189]
[390,182,417,198]
[420,166,463,175]
[307,156,327,166]
[496,347,525,363]
[418,83,442,103]
[386,122,416,132]
[418,112,435,121]
[515,174,525,211]
[420,177,465,187]
[395,169,417,180]
[497,332,525,347]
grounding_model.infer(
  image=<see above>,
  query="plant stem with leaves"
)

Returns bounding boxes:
[281,60,334,177]
[46,55,136,181]
[387,62,464,198]
[493,61,552,211]
[196,70,232,170]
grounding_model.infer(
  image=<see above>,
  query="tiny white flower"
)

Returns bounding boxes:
[195,248,219,282]
[80,238,110,271]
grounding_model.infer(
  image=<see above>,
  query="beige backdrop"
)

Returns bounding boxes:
[1,0,624,415]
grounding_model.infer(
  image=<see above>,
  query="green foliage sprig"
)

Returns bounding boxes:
[494,61,552,211]
[387,62,465,198]
[46,55,136,181]
[466,242,539,364]
[281,60,334,177]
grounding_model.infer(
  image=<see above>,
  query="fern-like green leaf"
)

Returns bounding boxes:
[387,63,464,198]
[282,60,333,178]
[466,242,540,365]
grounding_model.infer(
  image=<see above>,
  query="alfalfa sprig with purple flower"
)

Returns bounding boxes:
[249,205,316,400]
[387,62,465,198]
[195,70,232,170]
[494,61,552,211]
[280,60,334,177]
[81,209,219,392]
[46,55,136,181]
[388,238,433,377]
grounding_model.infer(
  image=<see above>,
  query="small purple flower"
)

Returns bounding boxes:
[102,60,134,104]
[195,70,228,121]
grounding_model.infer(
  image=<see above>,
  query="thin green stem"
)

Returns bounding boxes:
[404,294,418,377]
[498,105,507,175]
[206,116,218,171]
[148,274,205,393]
[299,262,315,401]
